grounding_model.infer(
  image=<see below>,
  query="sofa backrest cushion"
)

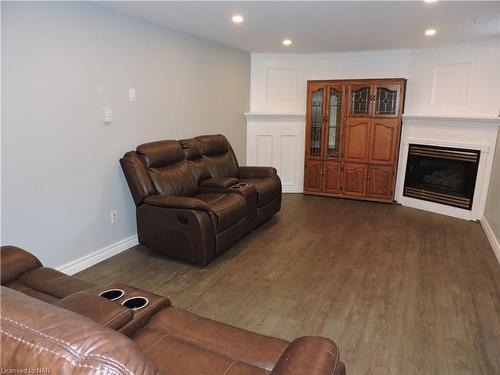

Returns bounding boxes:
[180,138,203,160]
[195,135,239,178]
[137,140,199,197]
[137,140,184,169]
[120,151,156,206]
[180,138,211,182]
[0,287,158,375]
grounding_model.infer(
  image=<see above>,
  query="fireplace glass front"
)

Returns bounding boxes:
[403,144,480,210]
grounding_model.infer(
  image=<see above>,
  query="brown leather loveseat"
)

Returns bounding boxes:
[121,134,281,265]
[1,245,346,375]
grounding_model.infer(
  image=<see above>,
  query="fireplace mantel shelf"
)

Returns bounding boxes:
[403,114,500,126]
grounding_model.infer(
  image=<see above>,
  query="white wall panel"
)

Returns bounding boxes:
[250,54,310,114]
[256,135,273,165]
[431,62,471,106]
[266,68,297,101]
[245,114,305,193]
[405,40,500,116]
[280,135,298,187]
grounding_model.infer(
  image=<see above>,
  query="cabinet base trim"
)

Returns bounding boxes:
[303,192,395,204]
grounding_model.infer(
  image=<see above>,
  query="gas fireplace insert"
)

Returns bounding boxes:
[403,144,480,210]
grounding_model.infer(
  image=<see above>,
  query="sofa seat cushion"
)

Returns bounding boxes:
[8,267,96,302]
[134,307,288,372]
[5,280,60,304]
[200,177,239,188]
[135,326,269,375]
[239,178,280,207]
[195,193,246,232]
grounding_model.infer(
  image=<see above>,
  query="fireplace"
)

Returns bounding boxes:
[403,144,480,210]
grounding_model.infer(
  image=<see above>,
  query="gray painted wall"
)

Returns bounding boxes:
[485,134,500,241]
[1,2,250,267]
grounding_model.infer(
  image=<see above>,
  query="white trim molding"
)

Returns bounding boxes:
[244,112,305,122]
[481,217,500,265]
[403,114,500,126]
[56,235,138,275]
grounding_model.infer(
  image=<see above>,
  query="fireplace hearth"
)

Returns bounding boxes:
[403,144,480,210]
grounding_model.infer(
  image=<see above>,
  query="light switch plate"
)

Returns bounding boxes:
[129,88,136,102]
[104,109,113,123]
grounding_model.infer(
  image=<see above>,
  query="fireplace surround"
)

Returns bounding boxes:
[396,115,500,221]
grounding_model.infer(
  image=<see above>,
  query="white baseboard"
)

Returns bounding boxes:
[480,217,500,265]
[56,235,138,275]
[282,187,303,193]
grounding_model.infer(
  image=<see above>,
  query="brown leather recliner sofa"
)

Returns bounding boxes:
[120,134,282,265]
[1,245,346,375]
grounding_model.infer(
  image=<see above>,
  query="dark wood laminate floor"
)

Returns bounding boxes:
[77,194,500,375]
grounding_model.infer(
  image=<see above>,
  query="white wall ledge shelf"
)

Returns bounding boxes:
[244,112,306,122]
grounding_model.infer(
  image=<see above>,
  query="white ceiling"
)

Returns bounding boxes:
[104,1,500,53]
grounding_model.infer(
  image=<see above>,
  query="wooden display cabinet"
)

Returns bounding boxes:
[304,78,406,203]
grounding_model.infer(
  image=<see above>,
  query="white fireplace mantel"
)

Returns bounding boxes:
[402,114,500,126]
[396,114,500,221]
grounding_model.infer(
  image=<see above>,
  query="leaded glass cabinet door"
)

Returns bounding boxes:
[306,86,326,158]
[325,85,343,159]
[373,83,402,118]
[348,84,373,117]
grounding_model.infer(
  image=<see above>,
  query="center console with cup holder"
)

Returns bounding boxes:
[98,283,171,336]
[200,181,259,230]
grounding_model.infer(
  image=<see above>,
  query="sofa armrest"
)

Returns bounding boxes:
[55,291,133,330]
[200,177,239,188]
[271,337,345,375]
[144,195,212,213]
[1,246,43,285]
[239,166,277,179]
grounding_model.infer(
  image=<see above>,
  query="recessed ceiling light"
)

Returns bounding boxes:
[425,29,436,36]
[424,0,437,3]
[282,39,292,46]
[232,15,244,24]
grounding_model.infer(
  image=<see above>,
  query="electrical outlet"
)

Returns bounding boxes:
[110,210,118,224]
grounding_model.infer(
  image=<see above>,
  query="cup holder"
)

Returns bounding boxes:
[231,185,241,189]
[99,288,124,301]
[122,296,149,311]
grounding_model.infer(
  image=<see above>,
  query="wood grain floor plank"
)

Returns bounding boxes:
[77,194,500,375]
